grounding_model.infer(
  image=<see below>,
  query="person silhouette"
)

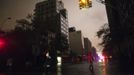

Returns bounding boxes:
[87,52,94,72]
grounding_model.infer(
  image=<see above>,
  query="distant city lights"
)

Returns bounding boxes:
[98,53,105,62]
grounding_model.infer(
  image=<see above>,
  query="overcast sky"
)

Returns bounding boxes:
[0,0,108,51]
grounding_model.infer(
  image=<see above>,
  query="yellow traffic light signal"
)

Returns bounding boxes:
[81,0,86,3]
[79,0,92,10]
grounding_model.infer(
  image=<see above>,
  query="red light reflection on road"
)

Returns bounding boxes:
[102,61,107,75]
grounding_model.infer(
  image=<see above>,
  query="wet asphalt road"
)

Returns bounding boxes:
[4,61,134,75]
[61,61,134,75]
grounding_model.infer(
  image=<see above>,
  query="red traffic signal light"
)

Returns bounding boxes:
[0,38,6,49]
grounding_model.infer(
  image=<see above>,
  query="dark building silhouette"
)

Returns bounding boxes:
[84,37,92,55]
[34,0,69,67]
[105,0,134,42]
[69,30,84,56]
[105,0,134,63]
[69,30,85,62]
[35,0,68,34]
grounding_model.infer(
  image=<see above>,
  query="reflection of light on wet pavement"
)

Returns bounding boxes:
[57,66,62,75]
[97,61,108,75]
[102,62,107,75]
[57,57,62,75]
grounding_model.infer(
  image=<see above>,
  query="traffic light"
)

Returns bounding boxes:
[79,0,92,10]
[0,38,6,49]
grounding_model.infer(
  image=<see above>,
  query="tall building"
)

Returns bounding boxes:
[105,0,134,61]
[69,30,85,57]
[34,0,68,34]
[105,0,134,42]
[34,0,69,66]
[84,37,92,55]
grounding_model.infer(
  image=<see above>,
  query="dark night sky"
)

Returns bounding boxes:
[0,0,107,50]
[0,0,37,30]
